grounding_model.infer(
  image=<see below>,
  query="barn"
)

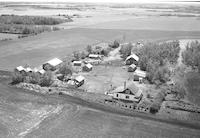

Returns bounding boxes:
[128,64,137,72]
[15,66,26,75]
[82,63,93,72]
[125,54,139,65]
[73,61,82,66]
[109,83,143,103]
[43,58,63,71]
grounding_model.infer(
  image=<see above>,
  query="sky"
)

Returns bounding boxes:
[0,0,199,3]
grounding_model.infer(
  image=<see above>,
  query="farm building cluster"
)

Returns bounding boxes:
[14,41,151,112]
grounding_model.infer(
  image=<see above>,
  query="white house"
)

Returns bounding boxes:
[108,83,143,103]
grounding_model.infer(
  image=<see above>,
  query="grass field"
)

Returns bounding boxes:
[1,28,200,71]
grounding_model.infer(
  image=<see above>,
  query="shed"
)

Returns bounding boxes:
[88,54,101,60]
[73,61,82,66]
[133,69,147,81]
[125,54,139,65]
[128,64,137,72]
[109,83,143,103]
[74,75,85,87]
[15,66,26,74]
[82,63,93,72]
[37,69,46,75]
[25,67,33,73]
[43,58,63,71]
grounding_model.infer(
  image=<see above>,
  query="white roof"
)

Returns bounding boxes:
[38,69,45,74]
[126,54,139,62]
[25,67,32,72]
[85,63,93,69]
[33,68,39,72]
[73,61,82,64]
[75,75,85,82]
[129,64,136,69]
[16,66,25,71]
[134,69,147,78]
[46,58,63,67]
[89,54,100,58]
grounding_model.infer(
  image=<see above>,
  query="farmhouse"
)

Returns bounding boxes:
[43,58,63,71]
[128,64,137,72]
[74,75,85,87]
[125,54,139,65]
[109,83,143,103]
[15,66,26,74]
[73,60,82,66]
[82,63,93,72]
[133,69,147,82]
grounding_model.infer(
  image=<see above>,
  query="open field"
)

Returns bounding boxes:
[0,74,200,138]
[1,28,200,71]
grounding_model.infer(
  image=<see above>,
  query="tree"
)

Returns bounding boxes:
[119,43,133,59]
[86,45,92,54]
[73,51,81,60]
[11,72,24,84]
[39,71,53,87]
[58,64,73,76]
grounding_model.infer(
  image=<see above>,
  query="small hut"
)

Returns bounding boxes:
[125,54,139,65]
[74,75,85,87]
[133,69,147,82]
[128,64,137,72]
[82,63,93,72]
[43,58,63,71]
[15,66,26,75]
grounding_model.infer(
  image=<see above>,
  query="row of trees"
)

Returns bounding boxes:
[134,41,180,84]
[12,71,53,87]
[0,14,71,25]
[182,41,200,73]
[0,23,54,34]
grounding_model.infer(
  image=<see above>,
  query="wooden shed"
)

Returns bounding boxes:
[82,63,93,72]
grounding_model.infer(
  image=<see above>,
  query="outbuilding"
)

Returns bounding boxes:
[73,60,82,66]
[125,54,139,65]
[43,58,63,71]
[82,63,93,72]
[74,75,85,87]
[37,69,46,75]
[128,64,137,72]
[88,54,101,60]
[133,69,147,82]
[15,66,26,74]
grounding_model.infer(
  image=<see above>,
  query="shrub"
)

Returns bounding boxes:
[58,64,73,76]
[39,72,53,87]
[25,72,41,84]
[86,45,92,54]
[11,72,24,84]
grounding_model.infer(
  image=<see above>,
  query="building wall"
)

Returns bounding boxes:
[113,93,140,102]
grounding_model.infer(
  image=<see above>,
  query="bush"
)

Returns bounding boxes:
[11,72,24,84]
[86,45,92,54]
[150,90,166,114]
[25,72,41,84]
[39,72,53,87]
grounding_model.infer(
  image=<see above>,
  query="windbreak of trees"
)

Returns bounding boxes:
[0,14,71,25]
[182,41,200,73]
[134,41,180,84]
